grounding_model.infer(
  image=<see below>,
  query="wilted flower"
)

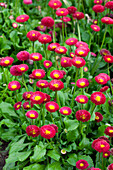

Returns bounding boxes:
[37,25,46,32]
[100,86,109,92]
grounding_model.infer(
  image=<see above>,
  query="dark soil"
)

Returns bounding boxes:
[0,141,9,170]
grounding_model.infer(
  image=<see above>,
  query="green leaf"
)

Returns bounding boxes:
[30,145,46,162]
[78,155,94,167]
[23,164,45,170]
[67,129,79,142]
[0,119,16,128]
[64,118,79,131]
[17,151,32,162]
[79,135,90,150]
[47,149,60,161]
[67,154,77,166]
[46,162,62,170]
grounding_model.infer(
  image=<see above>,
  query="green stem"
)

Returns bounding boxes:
[108,63,113,96]
[100,25,107,50]
[102,155,104,170]
[33,41,34,53]
[62,16,64,44]
[22,73,28,91]
[65,23,67,39]
[44,44,48,59]
[77,21,81,41]
[53,9,56,43]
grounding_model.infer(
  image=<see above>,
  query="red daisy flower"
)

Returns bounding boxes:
[90,24,100,32]
[41,17,54,27]
[94,0,103,4]
[36,80,49,88]
[76,159,89,169]
[83,66,88,72]
[91,52,97,57]
[75,41,88,48]
[43,93,51,104]
[104,55,113,63]
[55,46,67,54]
[105,1,113,10]
[14,102,22,110]
[107,163,113,170]
[101,17,113,24]
[93,19,98,24]
[104,126,113,137]
[75,110,91,122]
[76,78,89,88]
[100,86,109,92]
[50,124,58,133]
[72,57,86,68]
[27,30,41,41]
[95,75,107,85]
[23,0,32,4]
[103,151,110,158]
[30,53,42,61]
[48,0,62,9]
[30,91,45,104]
[45,101,59,112]
[47,43,60,51]
[43,60,52,68]
[73,12,84,20]
[16,64,29,73]
[22,91,33,100]
[95,112,103,122]
[23,101,33,110]
[93,139,110,153]
[40,125,56,139]
[65,38,78,46]
[38,34,52,44]
[0,57,14,67]
[17,51,30,61]
[70,52,76,58]
[32,69,45,79]
[10,65,23,76]
[50,70,64,79]
[61,57,72,67]
[26,125,40,137]
[92,5,105,13]
[75,47,88,57]
[56,8,69,16]
[26,110,39,119]
[90,92,106,105]
[37,25,46,32]
[61,17,71,22]
[75,95,88,104]
[98,73,110,81]
[12,23,18,28]
[67,6,77,14]
[59,106,72,115]
[49,80,64,91]
[16,14,29,23]
[8,81,21,91]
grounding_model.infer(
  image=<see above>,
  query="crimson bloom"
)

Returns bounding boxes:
[94,0,103,4]
[83,66,88,72]
[0,57,14,67]
[59,106,72,115]
[92,5,105,13]
[8,81,21,91]
[12,23,18,28]
[36,80,49,89]
[104,126,113,137]
[107,164,113,170]
[101,17,113,24]
[47,43,60,51]
[27,30,41,41]
[65,38,78,46]
[75,47,88,57]
[16,14,29,23]
[76,160,89,170]
[90,24,100,32]
[90,92,106,105]
[55,46,67,54]
[26,125,40,137]
[22,91,33,100]
[72,57,86,68]
[100,86,109,92]
[70,52,76,58]
[38,34,52,44]
[23,0,32,4]
[56,8,69,16]
[61,17,71,22]
[37,25,46,32]
[40,125,56,139]
[95,112,103,122]
[75,95,88,104]
[105,1,113,10]
[61,57,72,67]
[99,73,110,81]
[16,64,29,73]
[43,93,51,103]
[93,19,98,24]
[67,6,77,14]
[26,110,39,119]
[76,78,89,88]
[95,75,107,85]
[50,70,64,79]
[75,41,88,48]
[43,60,52,68]
[14,102,22,110]
[41,17,54,27]
[49,80,64,91]
[45,101,59,112]
[103,151,110,158]
[75,110,91,122]
[32,69,45,79]
[30,53,42,61]
[92,139,110,153]
[48,0,62,9]
[23,102,33,110]
[73,12,84,20]
[104,55,113,63]
[50,124,58,133]
[17,51,30,61]
[10,65,22,76]
[30,91,45,104]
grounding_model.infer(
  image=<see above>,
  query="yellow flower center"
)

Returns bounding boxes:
[61,11,64,14]
[54,3,57,6]
[43,37,47,40]
[63,110,68,114]
[35,96,41,101]
[13,24,17,27]
[80,163,84,167]
[76,60,81,64]
[79,98,85,102]
[36,73,41,76]
[103,52,107,55]
[45,130,51,135]
[98,78,103,82]
[71,54,74,57]
[4,60,10,64]
[54,74,59,78]
[40,25,44,28]
[52,46,56,49]
[30,114,35,118]
[107,58,111,61]
[49,105,55,110]
[94,21,97,24]
[40,83,45,86]
[53,84,59,88]
[12,85,17,89]
[109,129,113,133]
[101,144,105,148]
[71,40,74,42]
[94,27,97,30]
[77,14,79,16]
[46,63,50,66]
[32,33,35,36]
[17,104,20,108]
[59,49,64,52]
[20,67,25,71]
[95,116,99,120]
[21,17,24,19]
[32,129,36,134]
[64,60,67,63]
[79,51,84,55]
[104,153,108,156]
[80,82,85,86]
[27,94,31,98]
[33,56,39,59]
[81,114,86,119]
[95,96,101,102]
[97,0,99,3]
[26,105,30,108]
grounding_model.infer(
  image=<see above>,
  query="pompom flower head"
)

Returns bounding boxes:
[8,81,21,91]
[30,91,45,104]
[40,125,56,139]
[49,80,64,91]
[90,92,106,105]
[27,30,41,41]
[16,14,29,23]
[76,78,89,88]
[17,51,30,61]
[50,70,64,79]
[41,17,54,27]
[75,110,91,122]
[26,125,40,137]
[0,57,14,67]
[72,57,86,68]
[104,126,113,137]
[38,34,52,44]
[45,101,59,112]
[59,107,72,115]
[26,110,39,119]
[32,69,45,79]
[56,8,69,16]
[48,0,62,9]
[76,159,89,170]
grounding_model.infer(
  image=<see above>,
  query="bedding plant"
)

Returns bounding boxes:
[0,0,113,169]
